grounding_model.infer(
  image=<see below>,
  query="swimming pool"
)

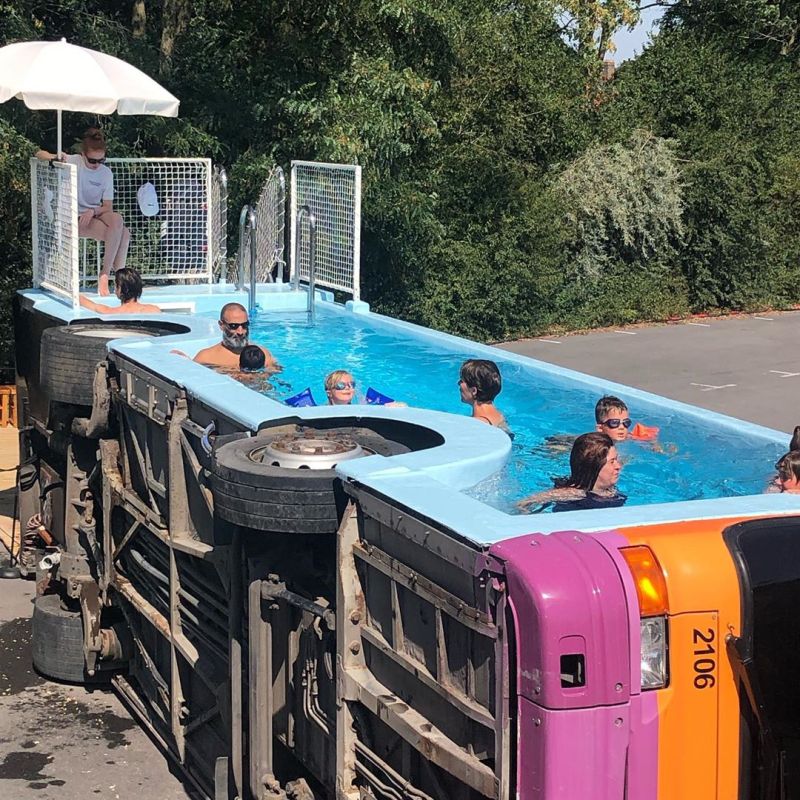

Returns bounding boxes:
[209,306,785,515]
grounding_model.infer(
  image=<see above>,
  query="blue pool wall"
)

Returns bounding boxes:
[20,286,800,547]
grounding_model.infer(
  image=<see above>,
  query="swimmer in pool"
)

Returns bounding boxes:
[458,359,509,432]
[193,303,278,369]
[323,370,406,407]
[518,432,626,513]
[774,451,800,494]
[239,344,266,372]
[542,395,666,456]
[325,370,357,405]
[78,268,160,315]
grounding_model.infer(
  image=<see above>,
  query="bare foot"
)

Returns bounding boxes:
[98,274,110,297]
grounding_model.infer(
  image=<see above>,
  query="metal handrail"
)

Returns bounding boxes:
[275,167,286,283]
[236,204,251,291]
[247,207,257,317]
[293,205,317,324]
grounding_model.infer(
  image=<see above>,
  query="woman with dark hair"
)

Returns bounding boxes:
[518,432,626,513]
[790,426,800,453]
[775,451,800,494]
[459,359,509,430]
[79,268,160,315]
[36,127,130,296]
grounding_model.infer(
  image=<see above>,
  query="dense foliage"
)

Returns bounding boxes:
[1,0,799,378]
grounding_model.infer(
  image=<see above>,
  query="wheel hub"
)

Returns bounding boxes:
[257,429,369,470]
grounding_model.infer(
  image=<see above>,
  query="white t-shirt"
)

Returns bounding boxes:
[66,154,114,213]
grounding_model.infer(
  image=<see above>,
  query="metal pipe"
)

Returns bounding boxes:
[276,167,286,283]
[236,204,250,291]
[292,205,317,323]
[247,206,258,316]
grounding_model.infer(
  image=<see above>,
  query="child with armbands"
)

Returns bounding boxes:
[284,370,405,408]
[542,394,665,455]
[594,395,659,443]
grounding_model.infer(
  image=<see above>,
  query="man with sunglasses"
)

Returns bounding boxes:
[193,302,278,368]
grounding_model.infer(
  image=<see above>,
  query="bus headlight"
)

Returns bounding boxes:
[641,616,668,690]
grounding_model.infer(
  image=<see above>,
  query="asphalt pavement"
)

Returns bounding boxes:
[495,311,799,435]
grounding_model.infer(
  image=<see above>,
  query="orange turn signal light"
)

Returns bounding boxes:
[621,545,669,616]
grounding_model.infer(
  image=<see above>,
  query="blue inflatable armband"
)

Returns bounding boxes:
[365,387,394,405]
[285,387,317,407]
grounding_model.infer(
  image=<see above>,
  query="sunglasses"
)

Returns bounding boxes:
[85,156,106,165]
[333,381,356,390]
[221,320,249,331]
[602,418,632,429]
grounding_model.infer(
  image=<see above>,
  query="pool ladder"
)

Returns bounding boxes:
[237,203,318,323]
[237,204,258,316]
[292,205,317,325]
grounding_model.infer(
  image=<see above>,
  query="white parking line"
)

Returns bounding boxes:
[614,330,637,335]
[690,382,737,392]
[686,321,711,327]
[770,370,800,379]
[538,339,562,344]
[754,316,774,321]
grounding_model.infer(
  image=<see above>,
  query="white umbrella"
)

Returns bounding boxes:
[0,38,179,153]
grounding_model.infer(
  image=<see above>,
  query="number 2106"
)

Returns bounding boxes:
[692,627,716,689]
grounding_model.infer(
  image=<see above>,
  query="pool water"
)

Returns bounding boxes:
[220,308,785,515]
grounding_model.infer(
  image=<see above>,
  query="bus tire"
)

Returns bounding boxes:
[31,593,105,684]
[211,426,409,533]
[40,322,182,407]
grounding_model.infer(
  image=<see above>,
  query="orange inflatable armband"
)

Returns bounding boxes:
[630,422,660,441]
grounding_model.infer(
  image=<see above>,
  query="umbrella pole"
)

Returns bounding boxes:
[56,109,62,157]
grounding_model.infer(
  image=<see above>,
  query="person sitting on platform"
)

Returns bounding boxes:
[36,127,130,297]
[79,268,160,315]
[193,302,278,369]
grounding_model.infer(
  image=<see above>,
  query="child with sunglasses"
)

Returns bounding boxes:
[595,395,663,444]
[322,370,406,407]
[37,127,130,297]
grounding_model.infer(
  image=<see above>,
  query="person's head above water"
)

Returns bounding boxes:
[790,425,800,452]
[595,395,631,442]
[80,126,107,169]
[218,302,249,353]
[459,359,502,404]
[239,344,265,372]
[776,451,800,493]
[560,432,622,493]
[113,268,143,304]
[325,370,356,405]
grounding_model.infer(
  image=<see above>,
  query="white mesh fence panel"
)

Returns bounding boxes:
[290,161,361,300]
[210,165,228,282]
[30,159,79,307]
[81,158,215,283]
[253,166,286,282]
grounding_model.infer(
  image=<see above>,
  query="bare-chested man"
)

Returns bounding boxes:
[193,302,277,369]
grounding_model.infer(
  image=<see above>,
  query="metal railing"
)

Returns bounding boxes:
[293,205,318,324]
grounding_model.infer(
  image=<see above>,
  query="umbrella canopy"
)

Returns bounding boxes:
[0,38,179,151]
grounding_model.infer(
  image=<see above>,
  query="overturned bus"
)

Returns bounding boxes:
[11,283,800,800]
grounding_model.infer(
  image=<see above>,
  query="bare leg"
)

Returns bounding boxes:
[113,226,131,269]
[78,216,112,295]
[98,212,124,274]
